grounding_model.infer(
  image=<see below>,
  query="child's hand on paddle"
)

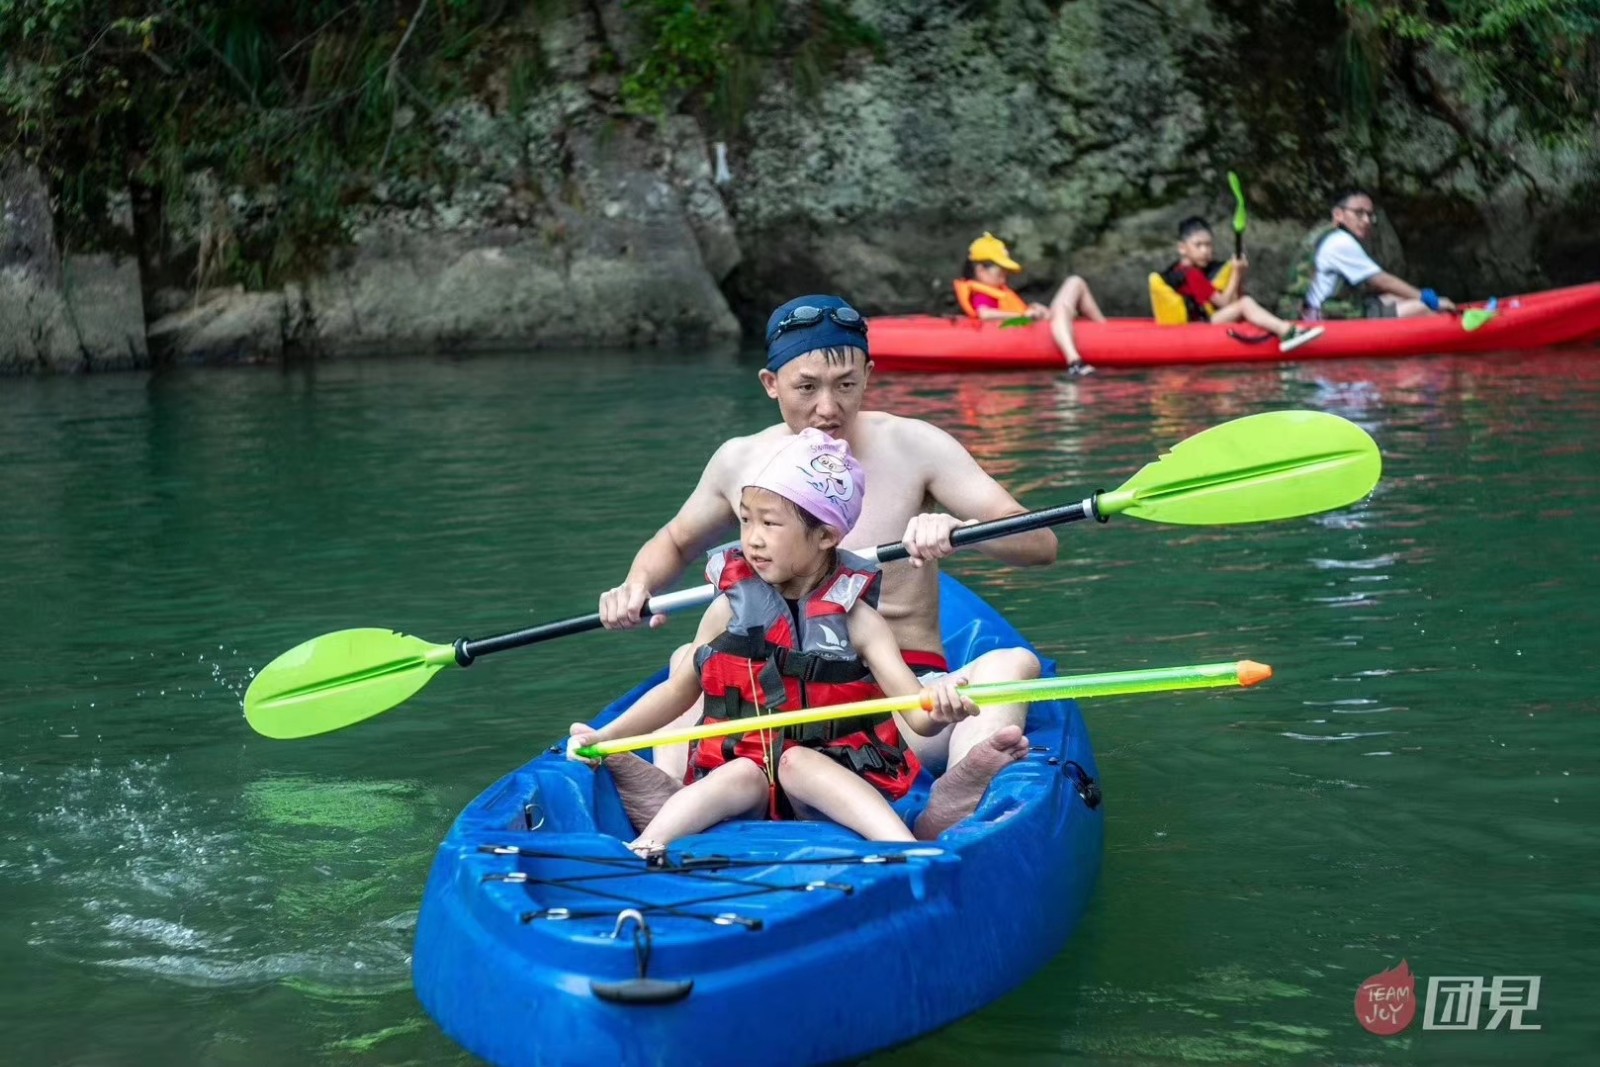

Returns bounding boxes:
[566,723,603,766]
[921,673,976,724]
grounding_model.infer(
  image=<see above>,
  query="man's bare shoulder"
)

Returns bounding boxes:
[707,425,794,487]
[859,410,964,455]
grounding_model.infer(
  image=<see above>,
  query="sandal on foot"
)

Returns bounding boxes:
[1279,325,1325,353]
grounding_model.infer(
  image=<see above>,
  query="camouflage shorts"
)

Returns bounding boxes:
[1299,296,1399,322]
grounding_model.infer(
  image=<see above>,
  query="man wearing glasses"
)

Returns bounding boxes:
[1281,188,1455,320]
[596,294,1052,840]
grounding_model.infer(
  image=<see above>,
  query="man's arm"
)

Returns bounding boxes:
[599,440,741,628]
[1365,271,1421,300]
[913,421,1058,567]
[1322,232,1386,290]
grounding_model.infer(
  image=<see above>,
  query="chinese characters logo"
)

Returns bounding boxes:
[1356,960,1541,1035]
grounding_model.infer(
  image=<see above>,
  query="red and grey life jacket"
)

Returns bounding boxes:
[692,546,917,784]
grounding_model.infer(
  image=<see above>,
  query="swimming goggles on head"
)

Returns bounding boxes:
[765,305,868,344]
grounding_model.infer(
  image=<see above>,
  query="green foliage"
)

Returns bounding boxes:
[619,0,881,134]
[1339,0,1600,142]
[0,0,520,284]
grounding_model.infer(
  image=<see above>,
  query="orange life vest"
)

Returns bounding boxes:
[953,279,1029,318]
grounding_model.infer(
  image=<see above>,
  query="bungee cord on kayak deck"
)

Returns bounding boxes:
[476,842,953,931]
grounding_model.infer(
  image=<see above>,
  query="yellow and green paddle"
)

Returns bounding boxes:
[575,660,1272,759]
[1228,170,1248,258]
[244,409,1381,740]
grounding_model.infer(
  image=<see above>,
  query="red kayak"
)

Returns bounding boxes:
[867,283,1600,372]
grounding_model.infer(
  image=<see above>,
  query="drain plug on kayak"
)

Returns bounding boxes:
[589,909,694,1005]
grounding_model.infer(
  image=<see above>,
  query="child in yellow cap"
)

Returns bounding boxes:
[953,233,1106,373]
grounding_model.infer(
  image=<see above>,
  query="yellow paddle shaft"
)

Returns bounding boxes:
[574,660,1271,758]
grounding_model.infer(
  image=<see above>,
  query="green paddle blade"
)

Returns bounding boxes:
[1228,171,1247,233]
[1462,307,1496,331]
[1097,410,1380,525]
[245,628,459,739]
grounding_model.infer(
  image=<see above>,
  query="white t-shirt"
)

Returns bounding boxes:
[1306,230,1382,309]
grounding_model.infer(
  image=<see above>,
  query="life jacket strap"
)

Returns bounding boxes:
[704,692,888,747]
[705,631,872,684]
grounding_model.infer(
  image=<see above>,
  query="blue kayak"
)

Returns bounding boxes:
[414,574,1105,1067]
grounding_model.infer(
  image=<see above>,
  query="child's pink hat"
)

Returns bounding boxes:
[746,429,865,536]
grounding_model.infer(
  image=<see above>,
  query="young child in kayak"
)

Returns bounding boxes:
[568,429,978,855]
[1161,217,1325,352]
[953,232,1106,374]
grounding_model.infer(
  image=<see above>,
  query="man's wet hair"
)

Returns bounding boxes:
[1177,216,1212,241]
[1333,187,1374,210]
[797,345,869,367]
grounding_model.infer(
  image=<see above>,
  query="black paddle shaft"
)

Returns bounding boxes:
[452,496,1099,666]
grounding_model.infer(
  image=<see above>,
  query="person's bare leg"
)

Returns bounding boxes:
[630,758,768,855]
[603,748,686,833]
[913,726,1031,840]
[1048,276,1105,368]
[945,647,1039,768]
[1212,298,1322,351]
[1049,308,1086,368]
[605,644,699,830]
[1212,296,1290,335]
[1052,274,1107,323]
[914,647,1039,840]
[777,747,915,842]
[647,692,702,779]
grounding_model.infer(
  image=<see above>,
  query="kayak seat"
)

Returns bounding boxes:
[1149,261,1236,324]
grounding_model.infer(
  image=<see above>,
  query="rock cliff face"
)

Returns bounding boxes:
[1,158,147,371]
[2,0,1594,371]
[720,0,1596,321]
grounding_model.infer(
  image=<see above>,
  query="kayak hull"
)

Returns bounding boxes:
[867,283,1600,372]
[414,574,1105,1067]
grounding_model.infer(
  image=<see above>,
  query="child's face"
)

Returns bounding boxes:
[738,487,836,592]
[974,262,1010,285]
[1178,231,1215,267]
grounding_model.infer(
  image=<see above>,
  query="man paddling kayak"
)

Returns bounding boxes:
[597,294,1054,839]
[1280,188,1457,321]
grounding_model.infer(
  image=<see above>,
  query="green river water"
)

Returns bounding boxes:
[3,347,1597,1066]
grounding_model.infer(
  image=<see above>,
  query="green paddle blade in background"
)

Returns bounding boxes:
[245,628,458,739]
[1228,171,1248,234]
[1096,410,1380,525]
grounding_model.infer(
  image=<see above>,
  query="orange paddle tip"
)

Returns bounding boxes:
[1237,660,1273,687]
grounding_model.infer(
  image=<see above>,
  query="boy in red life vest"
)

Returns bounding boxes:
[567,429,978,856]
[953,232,1106,374]
[1161,217,1325,352]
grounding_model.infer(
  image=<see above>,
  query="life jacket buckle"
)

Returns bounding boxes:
[844,743,887,775]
